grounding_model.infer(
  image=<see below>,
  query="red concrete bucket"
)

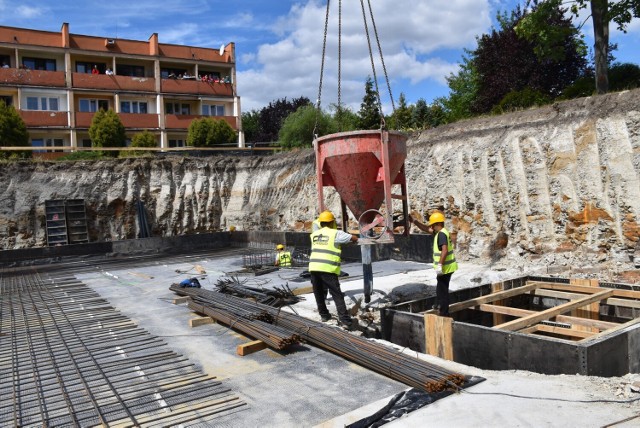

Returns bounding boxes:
[314,130,408,225]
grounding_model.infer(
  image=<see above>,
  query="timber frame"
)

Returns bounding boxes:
[381,276,640,376]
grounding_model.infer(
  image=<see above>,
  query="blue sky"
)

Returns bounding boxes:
[1,0,639,113]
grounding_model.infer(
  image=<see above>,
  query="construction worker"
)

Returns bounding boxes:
[275,244,292,267]
[409,211,458,316]
[312,210,333,232]
[309,210,359,327]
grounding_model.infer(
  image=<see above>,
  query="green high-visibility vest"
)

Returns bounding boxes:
[309,227,341,275]
[433,227,458,274]
[278,251,292,267]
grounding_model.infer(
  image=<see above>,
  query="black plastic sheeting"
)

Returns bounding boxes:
[347,376,485,428]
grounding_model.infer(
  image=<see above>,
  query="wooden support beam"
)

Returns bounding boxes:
[494,289,614,332]
[439,282,542,315]
[424,314,453,360]
[534,289,640,310]
[292,286,313,296]
[189,316,215,328]
[539,283,640,300]
[578,317,640,344]
[491,282,507,325]
[520,324,596,339]
[172,296,190,305]
[236,339,267,356]
[478,304,617,331]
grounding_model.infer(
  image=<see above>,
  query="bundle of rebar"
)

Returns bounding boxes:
[214,277,302,307]
[170,284,301,350]
[171,286,467,393]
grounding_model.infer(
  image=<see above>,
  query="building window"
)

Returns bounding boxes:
[121,101,148,114]
[161,68,186,79]
[166,103,190,115]
[76,62,106,74]
[0,54,10,68]
[0,95,12,106]
[202,104,225,116]
[169,139,185,148]
[80,139,92,148]
[79,99,109,112]
[117,64,145,77]
[26,96,59,111]
[32,138,64,152]
[22,57,56,71]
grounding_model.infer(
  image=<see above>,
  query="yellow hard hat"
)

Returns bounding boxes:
[318,210,335,223]
[428,212,445,225]
[229,225,236,232]
[276,244,284,250]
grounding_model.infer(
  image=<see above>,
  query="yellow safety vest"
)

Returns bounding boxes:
[278,251,292,267]
[433,228,458,274]
[309,227,341,275]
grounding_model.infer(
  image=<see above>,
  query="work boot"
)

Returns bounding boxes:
[338,318,356,330]
[432,303,440,311]
[320,314,332,322]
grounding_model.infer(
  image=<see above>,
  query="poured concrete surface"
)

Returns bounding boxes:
[58,251,639,427]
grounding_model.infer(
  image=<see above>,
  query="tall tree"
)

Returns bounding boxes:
[357,76,382,130]
[279,105,337,149]
[241,109,260,144]
[88,109,126,157]
[472,2,586,113]
[388,93,413,130]
[439,52,479,121]
[518,0,640,94]
[0,100,30,159]
[255,97,311,143]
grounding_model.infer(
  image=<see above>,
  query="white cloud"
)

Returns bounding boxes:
[16,5,43,18]
[240,0,491,111]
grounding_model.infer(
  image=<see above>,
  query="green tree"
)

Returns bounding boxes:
[329,104,359,132]
[388,93,413,130]
[88,109,126,157]
[0,100,30,160]
[279,105,337,149]
[255,97,311,143]
[439,53,479,122]
[241,109,260,144]
[187,117,237,147]
[518,0,640,94]
[411,98,430,129]
[357,76,382,130]
[128,130,157,156]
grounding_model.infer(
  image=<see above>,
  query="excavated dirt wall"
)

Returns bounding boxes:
[1,89,639,280]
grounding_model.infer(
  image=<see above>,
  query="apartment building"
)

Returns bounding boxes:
[0,23,243,155]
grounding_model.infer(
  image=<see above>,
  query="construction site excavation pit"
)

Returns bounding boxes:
[381,275,640,377]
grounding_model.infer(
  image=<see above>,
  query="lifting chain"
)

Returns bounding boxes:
[315,0,395,136]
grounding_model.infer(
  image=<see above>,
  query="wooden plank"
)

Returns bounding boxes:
[189,316,214,328]
[440,282,542,315]
[491,282,507,325]
[542,283,640,300]
[520,324,595,339]
[494,289,614,332]
[535,289,640,310]
[424,314,453,360]
[578,316,640,343]
[194,264,207,274]
[172,296,190,305]
[128,271,154,279]
[236,340,267,356]
[569,281,600,334]
[478,304,617,330]
[292,286,313,296]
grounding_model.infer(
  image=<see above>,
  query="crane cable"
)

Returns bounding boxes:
[314,0,395,137]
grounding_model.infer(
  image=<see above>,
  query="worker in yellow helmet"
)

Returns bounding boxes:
[408,211,458,316]
[309,210,359,328]
[275,244,292,267]
[312,210,334,232]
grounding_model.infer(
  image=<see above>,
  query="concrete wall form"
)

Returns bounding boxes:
[381,276,640,377]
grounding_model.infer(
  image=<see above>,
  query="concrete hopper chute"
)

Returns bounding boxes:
[314,129,410,244]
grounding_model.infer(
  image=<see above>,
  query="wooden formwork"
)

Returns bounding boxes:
[423,278,640,360]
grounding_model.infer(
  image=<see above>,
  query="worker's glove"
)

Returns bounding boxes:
[434,265,443,276]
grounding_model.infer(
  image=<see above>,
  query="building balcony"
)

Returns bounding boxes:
[161,78,233,97]
[72,73,156,92]
[0,68,66,87]
[75,111,159,129]
[19,110,69,127]
[118,113,159,128]
[165,114,237,130]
